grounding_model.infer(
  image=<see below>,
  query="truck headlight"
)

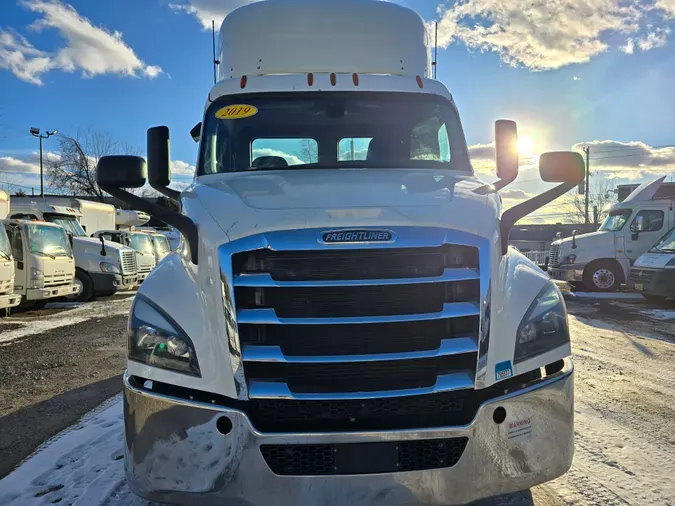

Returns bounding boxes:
[560,254,576,265]
[31,267,44,288]
[514,283,569,364]
[128,296,200,377]
[100,262,120,274]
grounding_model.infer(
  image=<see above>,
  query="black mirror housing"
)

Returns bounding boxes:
[539,152,585,184]
[96,155,147,188]
[495,120,518,181]
[148,126,171,187]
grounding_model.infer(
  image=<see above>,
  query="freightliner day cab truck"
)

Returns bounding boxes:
[91,230,156,282]
[96,1,585,504]
[0,191,21,315]
[9,199,138,301]
[549,176,675,291]
[2,218,80,308]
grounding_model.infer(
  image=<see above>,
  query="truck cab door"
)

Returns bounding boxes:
[9,226,26,291]
[625,207,667,262]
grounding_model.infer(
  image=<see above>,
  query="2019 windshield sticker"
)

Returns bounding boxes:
[215,105,258,119]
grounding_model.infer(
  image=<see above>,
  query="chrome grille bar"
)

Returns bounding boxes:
[248,372,476,400]
[243,336,478,363]
[234,268,479,287]
[238,302,480,325]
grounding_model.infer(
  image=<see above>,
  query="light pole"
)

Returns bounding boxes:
[30,127,57,198]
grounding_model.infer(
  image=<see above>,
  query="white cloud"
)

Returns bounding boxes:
[0,155,40,174]
[500,188,534,200]
[252,148,305,166]
[435,0,673,70]
[0,0,162,85]
[170,160,196,177]
[621,38,635,54]
[169,0,257,30]
[572,140,675,180]
[573,75,582,81]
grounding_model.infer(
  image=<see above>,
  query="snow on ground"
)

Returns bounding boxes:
[0,296,135,345]
[640,309,675,321]
[565,291,644,300]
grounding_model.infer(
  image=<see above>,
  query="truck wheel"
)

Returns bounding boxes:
[583,261,622,292]
[67,269,94,302]
[642,294,667,304]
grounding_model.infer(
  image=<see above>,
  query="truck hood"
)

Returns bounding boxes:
[634,251,675,268]
[73,236,130,255]
[192,170,500,241]
[558,230,614,257]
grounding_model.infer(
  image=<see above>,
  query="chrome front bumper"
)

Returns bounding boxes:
[123,360,574,506]
[548,264,584,282]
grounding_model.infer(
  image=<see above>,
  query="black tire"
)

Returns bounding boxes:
[583,261,623,292]
[67,269,94,302]
[642,294,668,303]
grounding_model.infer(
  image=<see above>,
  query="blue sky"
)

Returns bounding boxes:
[1,0,674,221]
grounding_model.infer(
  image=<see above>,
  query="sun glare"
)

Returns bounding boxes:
[517,136,535,155]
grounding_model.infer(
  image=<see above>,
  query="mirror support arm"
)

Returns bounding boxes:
[150,183,181,201]
[500,181,577,255]
[100,184,199,264]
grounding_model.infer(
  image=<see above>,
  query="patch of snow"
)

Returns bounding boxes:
[0,296,134,345]
[0,396,140,506]
[566,291,644,300]
[641,309,675,321]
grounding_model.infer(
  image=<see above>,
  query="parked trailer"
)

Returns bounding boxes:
[96,1,585,504]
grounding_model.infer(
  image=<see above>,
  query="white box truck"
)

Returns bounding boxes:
[9,199,138,301]
[549,176,675,291]
[96,1,585,504]
[2,218,80,307]
[0,191,21,314]
[627,225,675,302]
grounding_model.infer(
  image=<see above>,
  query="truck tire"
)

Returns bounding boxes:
[583,261,623,292]
[67,269,94,302]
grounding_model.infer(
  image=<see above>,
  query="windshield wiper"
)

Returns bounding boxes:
[654,248,675,253]
[32,250,57,259]
[0,251,11,261]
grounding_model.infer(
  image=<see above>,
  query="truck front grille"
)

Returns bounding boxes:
[120,250,137,275]
[630,268,654,282]
[260,438,469,475]
[44,274,73,287]
[549,243,561,267]
[226,228,484,402]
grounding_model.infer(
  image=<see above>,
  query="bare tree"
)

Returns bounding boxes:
[46,129,139,201]
[564,180,614,225]
[296,139,318,164]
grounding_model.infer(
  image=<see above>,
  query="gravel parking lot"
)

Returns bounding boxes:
[0,291,674,505]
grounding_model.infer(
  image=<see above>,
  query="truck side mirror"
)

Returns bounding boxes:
[148,126,181,201]
[96,155,199,264]
[499,150,585,255]
[539,152,585,183]
[96,155,147,188]
[495,120,518,183]
[190,122,201,143]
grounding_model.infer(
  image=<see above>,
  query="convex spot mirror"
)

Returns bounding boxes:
[495,119,518,181]
[539,152,585,184]
[97,155,147,188]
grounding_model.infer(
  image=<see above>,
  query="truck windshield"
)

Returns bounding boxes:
[199,92,471,174]
[651,227,675,253]
[44,214,86,237]
[599,209,632,231]
[153,235,170,255]
[130,233,154,255]
[0,229,11,260]
[25,224,72,257]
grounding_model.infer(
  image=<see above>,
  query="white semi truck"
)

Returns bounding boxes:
[548,176,675,291]
[9,199,138,301]
[97,1,585,504]
[91,229,156,282]
[2,218,80,307]
[0,191,21,314]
